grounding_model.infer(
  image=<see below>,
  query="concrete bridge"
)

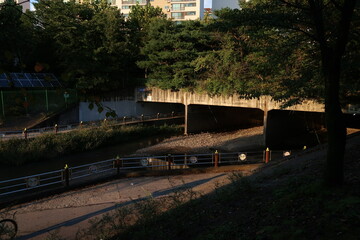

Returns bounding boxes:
[135,88,358,148]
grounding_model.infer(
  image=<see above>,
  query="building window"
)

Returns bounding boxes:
[184,3,195,7]
[171,12,184,19]
[185,11,196,15]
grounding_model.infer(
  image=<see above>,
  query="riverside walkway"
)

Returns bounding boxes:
[0,113,184,141]
[3,167,259,240]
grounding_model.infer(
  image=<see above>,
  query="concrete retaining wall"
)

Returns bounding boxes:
[79,100,183,122]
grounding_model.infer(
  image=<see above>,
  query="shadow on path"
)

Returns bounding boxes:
[17,174,226,240]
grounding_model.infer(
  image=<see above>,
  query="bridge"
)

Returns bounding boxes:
[135,88,359,148]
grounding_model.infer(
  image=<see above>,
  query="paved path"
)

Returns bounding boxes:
[6,171,245,240]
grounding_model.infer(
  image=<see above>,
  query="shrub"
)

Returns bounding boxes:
[0,125,182,166]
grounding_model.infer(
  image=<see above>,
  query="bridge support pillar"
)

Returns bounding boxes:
[184,103,188,135]
[263,108,268,146]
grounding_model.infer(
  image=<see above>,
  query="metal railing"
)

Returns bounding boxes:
[0,112,184,141]
[0,149,295,200]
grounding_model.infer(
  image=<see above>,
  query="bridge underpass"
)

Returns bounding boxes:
[136,88,358,149]
[186,105,263,133]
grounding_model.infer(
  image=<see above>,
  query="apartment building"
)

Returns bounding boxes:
[0,0,30,12]
[113,0,204,21]
[212,0,239,11]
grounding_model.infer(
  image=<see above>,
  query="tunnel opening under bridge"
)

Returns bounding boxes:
[185,105,264,134]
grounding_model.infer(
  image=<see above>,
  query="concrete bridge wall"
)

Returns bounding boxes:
[136,88,325,112]
[79,100,183,122]
[136,88,333,148]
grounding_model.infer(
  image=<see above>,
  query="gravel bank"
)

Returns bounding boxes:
[134,126,265,156]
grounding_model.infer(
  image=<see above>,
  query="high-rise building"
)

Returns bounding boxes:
[113,0,204,21]
[0,0,30,12]
[212,0,239,11]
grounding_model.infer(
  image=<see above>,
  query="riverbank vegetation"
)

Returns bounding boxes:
[0,125,182,166]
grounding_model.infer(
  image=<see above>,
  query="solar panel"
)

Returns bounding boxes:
[19,80,33,87]
[0,73,7,80]
[0,72,62,88]
[13,80,22,87]
[0,80,9,87]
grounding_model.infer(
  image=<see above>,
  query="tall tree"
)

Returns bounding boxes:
[33,0,133,93]
[137,19,213,90]
[234,0,359,186]
[0,0,35,72]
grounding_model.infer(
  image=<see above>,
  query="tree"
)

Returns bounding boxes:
[137,19,213,90]
[233,0,359,186]
[0,0,35,72]
[33,0,134,94]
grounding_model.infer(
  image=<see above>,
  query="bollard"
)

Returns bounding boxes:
[64,164,70,187]
[171,111,175,117]
[214,150,219,167]
[141,114,144,121]
[157,113,160,119]
[54,124,58,134]
[23,128,28,139]
[80,121,83,128]
[123,116,126,124]
[265,148,270,163]
[167,154,172,170]
[115,155,122,176]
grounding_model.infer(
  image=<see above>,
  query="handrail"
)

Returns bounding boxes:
[0,149,295,199]
[0,112,185,141]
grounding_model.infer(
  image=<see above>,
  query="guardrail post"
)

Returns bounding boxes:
[23,128,28,139]
[115,155,122,176]
[54,124,58,134]
[265,148,270,163]
[64,164,70,187]
[214,150,219,167]
[167,154,172,170]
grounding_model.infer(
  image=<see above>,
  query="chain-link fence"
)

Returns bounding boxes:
[0,89,77,117]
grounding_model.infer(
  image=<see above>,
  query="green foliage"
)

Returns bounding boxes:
[257,178,360,240]
[32,0,134,92]
[0,125,182,166]
[0,0,35,72]
[138,20,213,90]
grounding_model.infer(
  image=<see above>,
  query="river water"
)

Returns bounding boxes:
[0,135,170,181]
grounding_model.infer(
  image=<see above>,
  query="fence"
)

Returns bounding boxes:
[0,149,293,200]
[0,89,77,118]
[0,112,184,141]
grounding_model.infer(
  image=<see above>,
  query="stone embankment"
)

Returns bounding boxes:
[134,126,265,155]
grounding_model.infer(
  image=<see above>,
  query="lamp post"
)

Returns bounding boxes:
[63,91,69,108]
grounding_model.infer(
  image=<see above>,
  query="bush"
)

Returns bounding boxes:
[0,125,182,166]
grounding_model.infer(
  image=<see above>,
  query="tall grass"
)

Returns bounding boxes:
[0,125,182,166]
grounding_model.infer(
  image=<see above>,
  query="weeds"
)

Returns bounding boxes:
[76,178,203,240]
[0,125,182,166]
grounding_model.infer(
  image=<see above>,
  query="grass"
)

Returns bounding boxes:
[109,176,360,240]
[0,124,182,166]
